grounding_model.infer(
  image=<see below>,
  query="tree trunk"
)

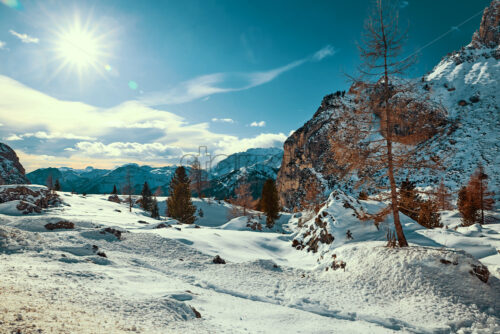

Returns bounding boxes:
[387,140,409,247]
[380,2,408,247]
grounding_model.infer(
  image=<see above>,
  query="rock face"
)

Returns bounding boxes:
[277,1,500,210]
[472,0,500,48]
[0,143,29,185]
[277,94,348,209]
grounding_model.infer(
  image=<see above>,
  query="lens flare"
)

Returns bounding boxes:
[1,0,23,10]
[128,81,138,90]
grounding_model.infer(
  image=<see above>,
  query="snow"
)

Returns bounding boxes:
[1,188,499,332]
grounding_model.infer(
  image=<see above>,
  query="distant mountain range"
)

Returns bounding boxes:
[26,147,283,199]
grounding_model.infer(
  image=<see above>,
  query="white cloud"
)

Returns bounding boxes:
[140,45,336,105]
[74,141,184,159]
[215,133,287,155]
[0,41,5,49]
[0,75,286,169]
[312,45,336,61]
[15,131,96,141]
[212,118,235,123]
[250,121,266,127]
[5,134,22,141]
[9,30,39,44]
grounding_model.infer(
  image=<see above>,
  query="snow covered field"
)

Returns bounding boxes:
[1,187,499,333]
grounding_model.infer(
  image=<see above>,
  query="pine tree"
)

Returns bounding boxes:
[232,181,253,217]
[457,186,477,226]
[46,174,53,190]
[190,158,206,198]
[417,199,442,229]
[458,166,495,225]
[261,179,280,228]
[167,167,196,224]
[112,185,118,195]
[140,182,153,211]
[122,169,133,212]
[54,179,61,191]
[398,179,421,221]
[151,197,160,219]
[434,180,453,211]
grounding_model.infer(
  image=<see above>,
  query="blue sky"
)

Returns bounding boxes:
[0,0,490,171]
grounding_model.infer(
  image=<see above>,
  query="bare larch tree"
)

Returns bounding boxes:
[329,0,446,247]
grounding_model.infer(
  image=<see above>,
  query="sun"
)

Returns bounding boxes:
[53,17,111,78]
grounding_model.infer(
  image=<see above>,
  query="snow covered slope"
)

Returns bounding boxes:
[1,187,499,333]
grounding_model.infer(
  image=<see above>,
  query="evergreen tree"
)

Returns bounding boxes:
[112,185,118,195]
[457,186,476,226]
[261,179,280,228]
[417,199,442,228]
[151,197,160,219]
[46,174,53,190]
[54,179,61,191]
[458,166,495,226]
[398,179,421,221]
[140,182,153,211]
[434,180,453,211]
[167,167,196,224]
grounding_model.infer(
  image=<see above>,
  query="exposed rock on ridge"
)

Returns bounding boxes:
[0,143,29,185]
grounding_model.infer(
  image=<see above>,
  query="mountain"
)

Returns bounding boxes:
[206,147,283,199]
[27,147,284,198]
[0,143,29,185]
[277,0,500,209]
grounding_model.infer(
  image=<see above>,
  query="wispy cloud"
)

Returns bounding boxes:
[9,30,39,44]
[140,45,336,106]
[0,41,5,49]
[0,75,287,170]
[11,131,96,141]
[212,118,235,123]
[250,121,266,127]
[5,134,22,141]
[312,45,336,61]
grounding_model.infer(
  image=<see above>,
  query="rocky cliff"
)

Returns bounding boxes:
[277,0,500,210]
[0,143,29,185]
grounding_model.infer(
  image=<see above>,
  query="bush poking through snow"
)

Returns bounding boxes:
[100,227,124,240]
[386,230,397,248]
[212,255,226,264]
[326,254,346,272]
[107,194,121,203]
[469,264,489,283]
[358,191,368,200]
[190,306,201,318]
[44,221,74,230]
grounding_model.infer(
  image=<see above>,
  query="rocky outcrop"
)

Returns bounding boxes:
[0,185,60,214]
[277,94,348,209]
[471,0,500,48]
[0,143,29,185]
